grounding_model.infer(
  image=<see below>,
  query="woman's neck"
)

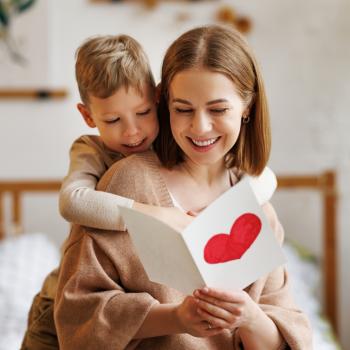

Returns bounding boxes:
[177,159,227,187]
[161,158,231,213]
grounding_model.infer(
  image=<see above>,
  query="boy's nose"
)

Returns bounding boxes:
[124,123,140,137]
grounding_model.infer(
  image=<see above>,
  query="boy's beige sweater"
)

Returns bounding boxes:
[54,151,312,350]
[59,135,133,231]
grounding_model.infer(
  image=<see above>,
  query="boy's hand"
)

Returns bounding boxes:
[133,202,194,232]
[193,287,260,332]
[157,207,194,231]
[175,296,225,338]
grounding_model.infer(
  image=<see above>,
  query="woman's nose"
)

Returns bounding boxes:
[190,112,212,134]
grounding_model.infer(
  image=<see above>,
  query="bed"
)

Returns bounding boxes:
[0,173,341,349]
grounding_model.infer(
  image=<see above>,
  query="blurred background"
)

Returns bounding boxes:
[0,0,349,349]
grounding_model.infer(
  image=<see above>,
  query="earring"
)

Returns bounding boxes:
[242,115,250,124]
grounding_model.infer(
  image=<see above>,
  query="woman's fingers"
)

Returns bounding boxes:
[201,323,225,335]
[196,298,234,320]
[196,287,245,303]
[194,290,242,315]
[197,305,235,329]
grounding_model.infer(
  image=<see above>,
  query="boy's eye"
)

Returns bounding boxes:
[137,108,151,116]
[105,118,120,124]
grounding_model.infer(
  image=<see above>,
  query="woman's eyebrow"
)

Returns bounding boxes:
[172,98,230,105]
[172,98,191,105]
[207,99,229,105]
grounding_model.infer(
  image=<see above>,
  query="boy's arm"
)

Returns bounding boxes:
[60,136,193,232]
[59,136,133,231]
[133,202,194,232]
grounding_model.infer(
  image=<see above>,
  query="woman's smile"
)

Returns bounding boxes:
[187,136,221,152]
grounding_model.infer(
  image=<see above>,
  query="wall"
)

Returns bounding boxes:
[0,0,349,347]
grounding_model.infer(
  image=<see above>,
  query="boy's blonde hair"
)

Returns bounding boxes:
[154,25,271,176]
[75,34,155,105]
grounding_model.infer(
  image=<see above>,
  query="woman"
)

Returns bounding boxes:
[54,25,312,349]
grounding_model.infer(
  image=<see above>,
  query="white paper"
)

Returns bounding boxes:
[120,178,286,294]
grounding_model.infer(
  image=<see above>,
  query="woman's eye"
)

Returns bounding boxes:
[175,108,193,114]
[105,118,120,124]
[210,108,229,115]
[137,108,151,116]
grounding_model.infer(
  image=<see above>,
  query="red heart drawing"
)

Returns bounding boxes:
[204,213,261,264]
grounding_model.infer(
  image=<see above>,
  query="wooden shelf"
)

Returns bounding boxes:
[0,89,68,100]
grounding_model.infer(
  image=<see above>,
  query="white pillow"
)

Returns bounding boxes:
[0,233,60,350]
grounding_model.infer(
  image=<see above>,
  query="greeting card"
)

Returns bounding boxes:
[119,178,285,294]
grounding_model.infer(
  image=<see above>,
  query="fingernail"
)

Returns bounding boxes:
[203,287,209,293]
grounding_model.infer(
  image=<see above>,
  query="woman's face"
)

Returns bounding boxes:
[168,68,247,167]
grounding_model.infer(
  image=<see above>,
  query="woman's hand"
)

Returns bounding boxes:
[193,287,260,332]
[175,296,225,338]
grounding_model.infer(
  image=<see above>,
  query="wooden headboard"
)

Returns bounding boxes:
[276,170,337,334]
[0,171,338,333]
[0,181,62,238]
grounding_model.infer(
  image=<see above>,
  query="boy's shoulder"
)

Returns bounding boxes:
[69,134,105,158]
[70,134,123,168]
[71,134,103,150]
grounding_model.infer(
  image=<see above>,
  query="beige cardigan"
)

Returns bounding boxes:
[54,151,312,350]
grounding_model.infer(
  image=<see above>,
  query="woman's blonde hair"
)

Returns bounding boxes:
[75,34,155,105]
[154,25,271,176]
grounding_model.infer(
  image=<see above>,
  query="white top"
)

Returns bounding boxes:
[168,166,277,211]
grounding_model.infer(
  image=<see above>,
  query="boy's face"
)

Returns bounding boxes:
[78,85,159,156]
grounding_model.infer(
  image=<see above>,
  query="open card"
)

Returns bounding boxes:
[119,178,286,294]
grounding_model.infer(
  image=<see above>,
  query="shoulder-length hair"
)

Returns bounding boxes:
[153,25,271,176]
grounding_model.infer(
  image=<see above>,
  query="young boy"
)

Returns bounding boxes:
[21,34,191,350]
[60,34,192,232]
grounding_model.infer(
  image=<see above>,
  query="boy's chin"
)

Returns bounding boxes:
[121,144,151,156]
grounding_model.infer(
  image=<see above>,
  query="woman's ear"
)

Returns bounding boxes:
[77,103,96,128]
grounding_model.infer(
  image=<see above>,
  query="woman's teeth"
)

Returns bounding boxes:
[191,137,219,147]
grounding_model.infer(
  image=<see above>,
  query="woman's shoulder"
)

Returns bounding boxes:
[96,150,161,193]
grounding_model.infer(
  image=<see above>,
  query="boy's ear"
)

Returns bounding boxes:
[77,103,96,128]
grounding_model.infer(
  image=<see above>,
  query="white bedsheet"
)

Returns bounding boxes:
[0,233,60,350]
[284,242,340,350]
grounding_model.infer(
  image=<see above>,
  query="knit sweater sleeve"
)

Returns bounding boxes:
[55,154,164,350]
[59,136,133,231]
[54,226,158,350]
[236,202,313,350]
